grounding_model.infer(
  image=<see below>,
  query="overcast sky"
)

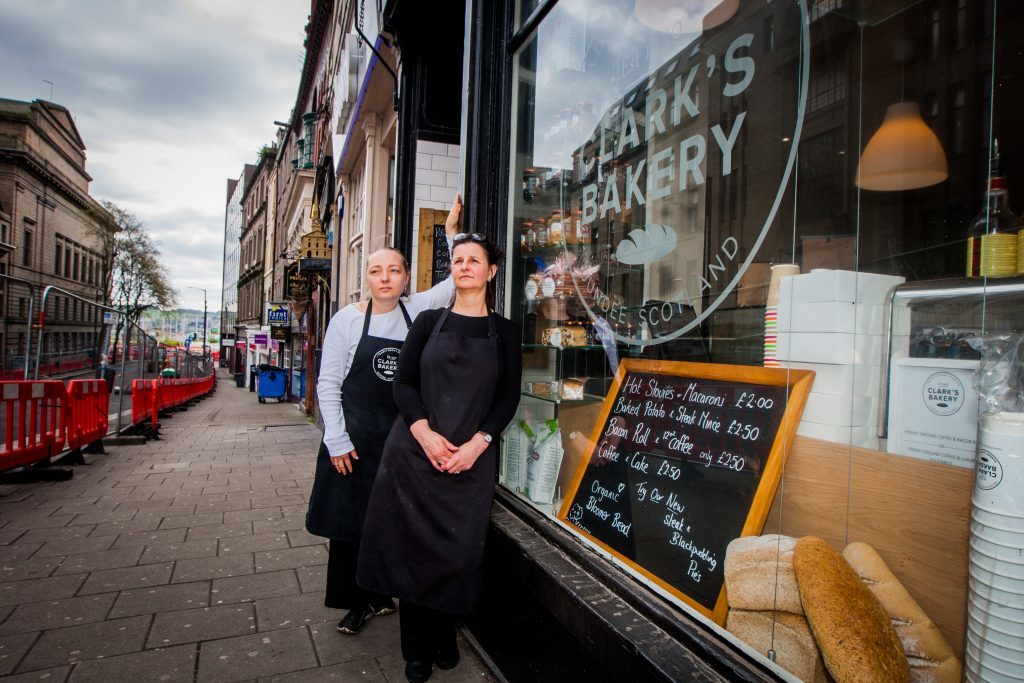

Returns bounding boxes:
[0,0,310,314]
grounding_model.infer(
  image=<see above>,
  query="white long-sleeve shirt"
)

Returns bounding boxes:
[317,274,455,457]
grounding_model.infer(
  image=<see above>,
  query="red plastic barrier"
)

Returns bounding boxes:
[66,380,109,451]
[128,374,215,432]
[0,381,68,470]
[131,379,159,430]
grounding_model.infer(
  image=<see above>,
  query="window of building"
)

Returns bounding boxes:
[955,0,968,50]
[929,7,941,61]
[22,229,31,266]
[951,84,966,157]
[64,247,71,278]
[55,242,62,275]
[808,62,845,113]
[73,251,80,281]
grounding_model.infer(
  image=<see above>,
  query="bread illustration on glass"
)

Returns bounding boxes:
[614,223,677,264]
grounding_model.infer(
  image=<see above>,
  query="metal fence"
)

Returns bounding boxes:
[0,276,212,435]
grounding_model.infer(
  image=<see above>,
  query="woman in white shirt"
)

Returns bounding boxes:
[306,195,460,636]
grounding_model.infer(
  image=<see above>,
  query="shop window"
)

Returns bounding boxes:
[502,1,1024,679]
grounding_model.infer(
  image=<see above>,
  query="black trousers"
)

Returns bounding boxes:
[325,539,390,610]
[399,600,457,663]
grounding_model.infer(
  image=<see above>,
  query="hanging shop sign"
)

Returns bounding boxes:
[271,326,291,343]
[559,5,810,346]
[558,360,813,624]
[267,302,291,327]
[288,271,310,299]
[253,332,268,348]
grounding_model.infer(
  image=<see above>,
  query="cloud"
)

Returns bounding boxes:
[0,0,308,310]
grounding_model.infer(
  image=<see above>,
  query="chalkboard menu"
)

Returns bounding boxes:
[429,223,450,286]
[417,208,453,292]
[558,359,814,624]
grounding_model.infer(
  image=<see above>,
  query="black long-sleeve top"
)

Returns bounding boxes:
[393,308,522,440]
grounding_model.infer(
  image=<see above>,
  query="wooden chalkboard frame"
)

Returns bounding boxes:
[417,208,451,291]
[557,359,814,625]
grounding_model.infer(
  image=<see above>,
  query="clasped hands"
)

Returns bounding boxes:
[410,419,486,475]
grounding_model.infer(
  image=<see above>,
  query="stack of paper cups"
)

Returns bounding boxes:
[764,264,798,368]
[1018,230,1024,275]
[966,412,1024,682]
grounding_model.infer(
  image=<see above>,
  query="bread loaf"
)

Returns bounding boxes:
[793,536,909,683]
[842,542,961,683]
[727,609,829,683]
[724,535,803,614]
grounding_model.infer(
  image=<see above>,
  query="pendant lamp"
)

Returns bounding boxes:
[855,101,948,191]
[634,0,738,34]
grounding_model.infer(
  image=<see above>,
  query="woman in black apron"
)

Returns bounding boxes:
[358,234,522,683]
[306,197,460,636]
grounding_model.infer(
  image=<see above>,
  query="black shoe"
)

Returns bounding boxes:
[434,642,459,670]
[405,660,432,683]
[369,597,396,616]
[336,606,374,634]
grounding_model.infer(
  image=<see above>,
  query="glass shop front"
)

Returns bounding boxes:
[492,1,1024,680]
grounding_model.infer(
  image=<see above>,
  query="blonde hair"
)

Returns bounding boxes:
[366,247,409,273]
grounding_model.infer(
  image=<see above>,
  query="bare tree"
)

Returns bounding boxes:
[100,201,176,355]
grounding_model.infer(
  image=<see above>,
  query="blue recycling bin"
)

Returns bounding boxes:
[256,364,286,403]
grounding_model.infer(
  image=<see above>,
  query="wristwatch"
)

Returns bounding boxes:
[476,431,493,444]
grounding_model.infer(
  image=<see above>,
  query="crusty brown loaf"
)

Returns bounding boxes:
[725,535,803,614]
[727,609,829,683]
[842,542,961,683]
[793,536,909,683]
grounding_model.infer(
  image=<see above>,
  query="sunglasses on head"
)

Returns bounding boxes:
[452,233,486,243]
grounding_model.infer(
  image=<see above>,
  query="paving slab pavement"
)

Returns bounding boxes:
[0,370,497,683]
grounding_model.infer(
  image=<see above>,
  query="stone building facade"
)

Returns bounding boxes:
[0,98,113,375]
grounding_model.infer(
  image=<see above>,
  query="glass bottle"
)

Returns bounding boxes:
[967,141,1019,278]
[521,221,535,255]
[534,218,549,249]
[549,211,564,245]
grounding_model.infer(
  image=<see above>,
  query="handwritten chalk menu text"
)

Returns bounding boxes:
[430,223,450,286]
[559,360,813,624]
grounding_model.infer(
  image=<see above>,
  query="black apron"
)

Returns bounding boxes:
[306,300,412,541]
[357,307,501,615]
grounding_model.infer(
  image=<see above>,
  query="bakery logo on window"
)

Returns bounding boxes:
[566,4,810,346]
[976,449,1003,490]
[921,372,965,416]
[372,347,401,381]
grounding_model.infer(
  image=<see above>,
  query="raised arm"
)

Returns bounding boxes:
[409,192,460,310]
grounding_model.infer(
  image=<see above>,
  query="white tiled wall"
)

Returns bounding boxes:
[410,140,460,293]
